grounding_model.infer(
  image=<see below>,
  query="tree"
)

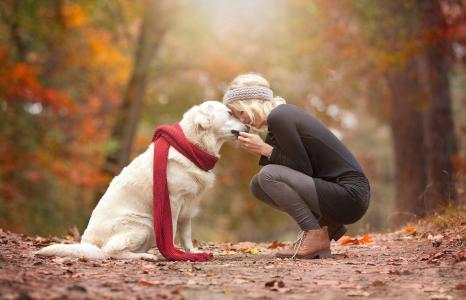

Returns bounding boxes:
[354,0,459,217]
[417,0,458,210]
[96,0,172,203]
[0,1,131,234]
[347,0,430,218]
[380,1,430,217]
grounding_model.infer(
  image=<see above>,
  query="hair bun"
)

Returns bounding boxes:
[228,73,270,89]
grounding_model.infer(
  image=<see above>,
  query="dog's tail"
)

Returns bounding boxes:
[35,243,106,259]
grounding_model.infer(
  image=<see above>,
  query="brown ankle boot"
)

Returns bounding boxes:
[276,227,331,259]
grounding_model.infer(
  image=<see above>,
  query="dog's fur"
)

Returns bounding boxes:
[36,101,248,260]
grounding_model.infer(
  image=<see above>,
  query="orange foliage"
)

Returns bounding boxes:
[0,56,76,114]
[340,234,374,245]
[0,0,130,207]
[62,3,87,28]
[268,240,286,249]
[404,226,417,235]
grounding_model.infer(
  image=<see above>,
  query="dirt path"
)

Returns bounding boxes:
[0,225,464,300]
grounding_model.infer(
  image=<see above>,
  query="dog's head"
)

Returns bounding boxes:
[181,101,249,144]
[192,101,249,140]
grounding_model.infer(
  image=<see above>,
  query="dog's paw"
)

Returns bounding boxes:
[140,253,159,262]
[185,247,201,253]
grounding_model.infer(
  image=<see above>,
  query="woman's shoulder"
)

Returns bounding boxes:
[268,103,304,124]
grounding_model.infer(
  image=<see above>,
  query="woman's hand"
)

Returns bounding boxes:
[238,132,273,157]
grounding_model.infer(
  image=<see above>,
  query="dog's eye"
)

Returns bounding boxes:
[228,111,233,116]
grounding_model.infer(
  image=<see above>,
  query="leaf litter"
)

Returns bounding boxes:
[0,224,464,299]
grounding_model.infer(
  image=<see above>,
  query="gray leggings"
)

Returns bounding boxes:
[250,164,322,231]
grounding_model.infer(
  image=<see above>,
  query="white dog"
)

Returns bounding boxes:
[36,101,248,260]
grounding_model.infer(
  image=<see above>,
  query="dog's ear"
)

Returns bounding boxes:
[194,106,212,129]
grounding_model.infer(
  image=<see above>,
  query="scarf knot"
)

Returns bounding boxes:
[152,123,217,261]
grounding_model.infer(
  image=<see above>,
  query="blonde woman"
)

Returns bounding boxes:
[223,73,370,259]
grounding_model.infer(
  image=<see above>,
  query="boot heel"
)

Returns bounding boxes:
[301,248,331,259]
[314,249,331,258]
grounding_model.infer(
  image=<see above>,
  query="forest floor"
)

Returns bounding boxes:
[0,222,465,300]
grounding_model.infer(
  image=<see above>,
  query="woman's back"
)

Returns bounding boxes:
[264,104,365,181]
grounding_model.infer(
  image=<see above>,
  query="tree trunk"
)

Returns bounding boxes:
[96,0,170,202]
[417,0,458,211]
[376,0,429,219]
[385,61,428,218]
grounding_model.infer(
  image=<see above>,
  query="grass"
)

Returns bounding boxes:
[428,204,466,229]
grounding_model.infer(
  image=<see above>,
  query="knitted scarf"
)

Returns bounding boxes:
[152,123,218,261]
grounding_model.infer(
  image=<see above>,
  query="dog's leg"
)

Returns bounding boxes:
[111,252,158,261]
[102,229,157,260]
[170,199,182,244]
[178,217,199,253]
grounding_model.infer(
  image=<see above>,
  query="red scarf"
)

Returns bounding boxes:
[152,123,218,261]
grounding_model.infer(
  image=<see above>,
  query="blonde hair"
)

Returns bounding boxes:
[226,73,286,128]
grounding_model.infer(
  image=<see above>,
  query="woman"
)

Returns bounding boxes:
[223,73,370,259]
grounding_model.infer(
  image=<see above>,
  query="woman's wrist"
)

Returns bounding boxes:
[261,144,273,159]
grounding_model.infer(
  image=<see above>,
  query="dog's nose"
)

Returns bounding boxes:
[244,125,250,133]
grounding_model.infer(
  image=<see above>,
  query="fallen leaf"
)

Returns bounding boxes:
[138,279,153,286]
[231,242,257,251]
[232,278,248,284]
[32,236,51,246]
[388,269,412,275]
[268,240,286,249]
[455,283,466,290]
[221,250,236,256]
[339,283,357,289]
[371,280,385,286]
[346,290,370,297]
[421,251,446,263]
[242,247,258,254]
[429,294,453,300]
[432,252,445,260]
[265,279,289,292]
[265,279,284,288]
[186,279,197,285]
[66,225,81,242]
[427,234,444,247]
[423,287,442,293]
[404,226,416,235]
[340,234,373,246]
[454,250,466,262]
[67,285,87,293]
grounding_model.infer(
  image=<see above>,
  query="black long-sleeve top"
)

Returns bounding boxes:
[259,104,370,224]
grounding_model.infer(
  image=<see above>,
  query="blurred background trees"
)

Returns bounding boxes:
[0,0,464,241]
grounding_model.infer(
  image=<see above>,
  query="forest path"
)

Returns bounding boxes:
[0,225,464,300]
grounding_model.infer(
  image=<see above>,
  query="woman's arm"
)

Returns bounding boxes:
[257,132,302,170]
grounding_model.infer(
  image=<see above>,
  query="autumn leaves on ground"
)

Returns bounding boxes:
[1,217,465,300]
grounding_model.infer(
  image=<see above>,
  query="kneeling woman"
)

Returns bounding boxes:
[223,73,370,259]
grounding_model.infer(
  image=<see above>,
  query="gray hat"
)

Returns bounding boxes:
[222,86,273,105]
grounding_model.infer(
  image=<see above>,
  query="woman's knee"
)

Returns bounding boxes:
[257,164,283,184]
[249,175,262,199]
[250,174,280,209]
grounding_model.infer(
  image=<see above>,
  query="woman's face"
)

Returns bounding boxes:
[229,105,266,128]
